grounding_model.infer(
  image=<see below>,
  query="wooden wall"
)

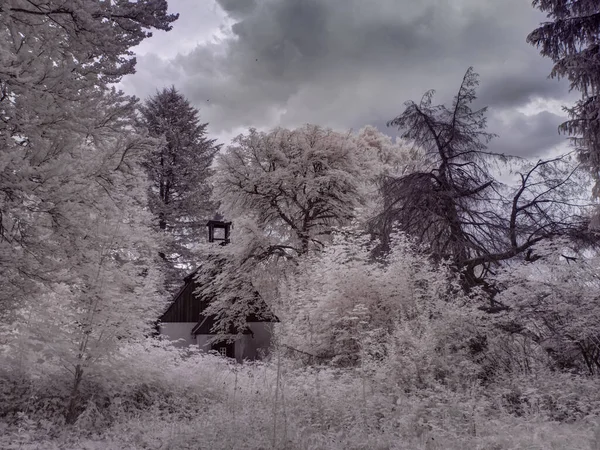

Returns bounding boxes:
[160,282,205,323]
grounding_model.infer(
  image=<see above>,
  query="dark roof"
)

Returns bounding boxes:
[159,280,191,320]
[190,297,279,335]
[159,265,279,330]
[183,268,199,283]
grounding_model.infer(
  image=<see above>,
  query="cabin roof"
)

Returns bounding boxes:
[159,265,278,329]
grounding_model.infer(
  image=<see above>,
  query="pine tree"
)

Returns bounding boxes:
[528,0,600,192]
[140,87,220,291]
[374,69,502,275]
[375,68,590,296]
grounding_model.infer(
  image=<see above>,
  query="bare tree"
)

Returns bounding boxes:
[464,153,592,279]
[372,68,592,297]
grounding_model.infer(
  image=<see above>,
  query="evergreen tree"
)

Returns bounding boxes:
[528,0,600,192]
[140,87,220,291]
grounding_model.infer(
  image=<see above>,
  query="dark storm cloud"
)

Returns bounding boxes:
[215,0,257,18]
[125,0,575,156]
[365,110,567,160]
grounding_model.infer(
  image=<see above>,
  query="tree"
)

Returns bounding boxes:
[12,120,163,423]
[0,86,165,423]
[0,0,177,316]
[211,125,377,259]
[373,68,591,295]
[278,229,481,386]
[190,239,278,342]
[527,0,600,192]
[205,125,404,341]
[0,0,177,83]
[495,241,600,375]
[140,87,220,291]
[373,68,504,280]
[0,0,177,422]
[464,153,592,276]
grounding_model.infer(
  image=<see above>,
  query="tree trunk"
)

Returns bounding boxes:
[65,364,84,425]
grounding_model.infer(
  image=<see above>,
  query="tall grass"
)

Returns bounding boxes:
[1,339,600,449]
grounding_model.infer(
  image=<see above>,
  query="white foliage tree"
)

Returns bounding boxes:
[205,125,416,340]
[279,230,481,386]
[0,92,164,422]
[0,0,176,316]
[192,238,277,341]
[211,125,389,259]
[0,0,177,422]
[495,241,600,375]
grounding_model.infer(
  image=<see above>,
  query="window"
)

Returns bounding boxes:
[213,227,225,240]
[211,341,234,358]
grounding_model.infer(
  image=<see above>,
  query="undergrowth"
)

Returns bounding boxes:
[1,339,600,450]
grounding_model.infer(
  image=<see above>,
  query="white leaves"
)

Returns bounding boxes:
[494,243,600,373]
[0,0,171,383]
[278,229,467,367]
[211,124,415,258]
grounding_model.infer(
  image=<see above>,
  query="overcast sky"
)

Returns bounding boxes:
[120,0,578,158]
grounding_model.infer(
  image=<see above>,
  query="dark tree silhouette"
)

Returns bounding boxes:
[372,68,591,299]
[528,0,600,193]
[140,87,220,291]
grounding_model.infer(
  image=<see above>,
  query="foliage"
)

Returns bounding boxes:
[494,240,600,375]
[203,126,416,340]
[201,126,418,342]
[0,0,176,315]
[528,0,600,193]
[0,0,176,422]
[211,125,392,258]
[1,2,600,445]
[2,336,600,449]
[279,230,478,378]
[140,86,220,291]
[191,238,278,340]
[374,68,500,262]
